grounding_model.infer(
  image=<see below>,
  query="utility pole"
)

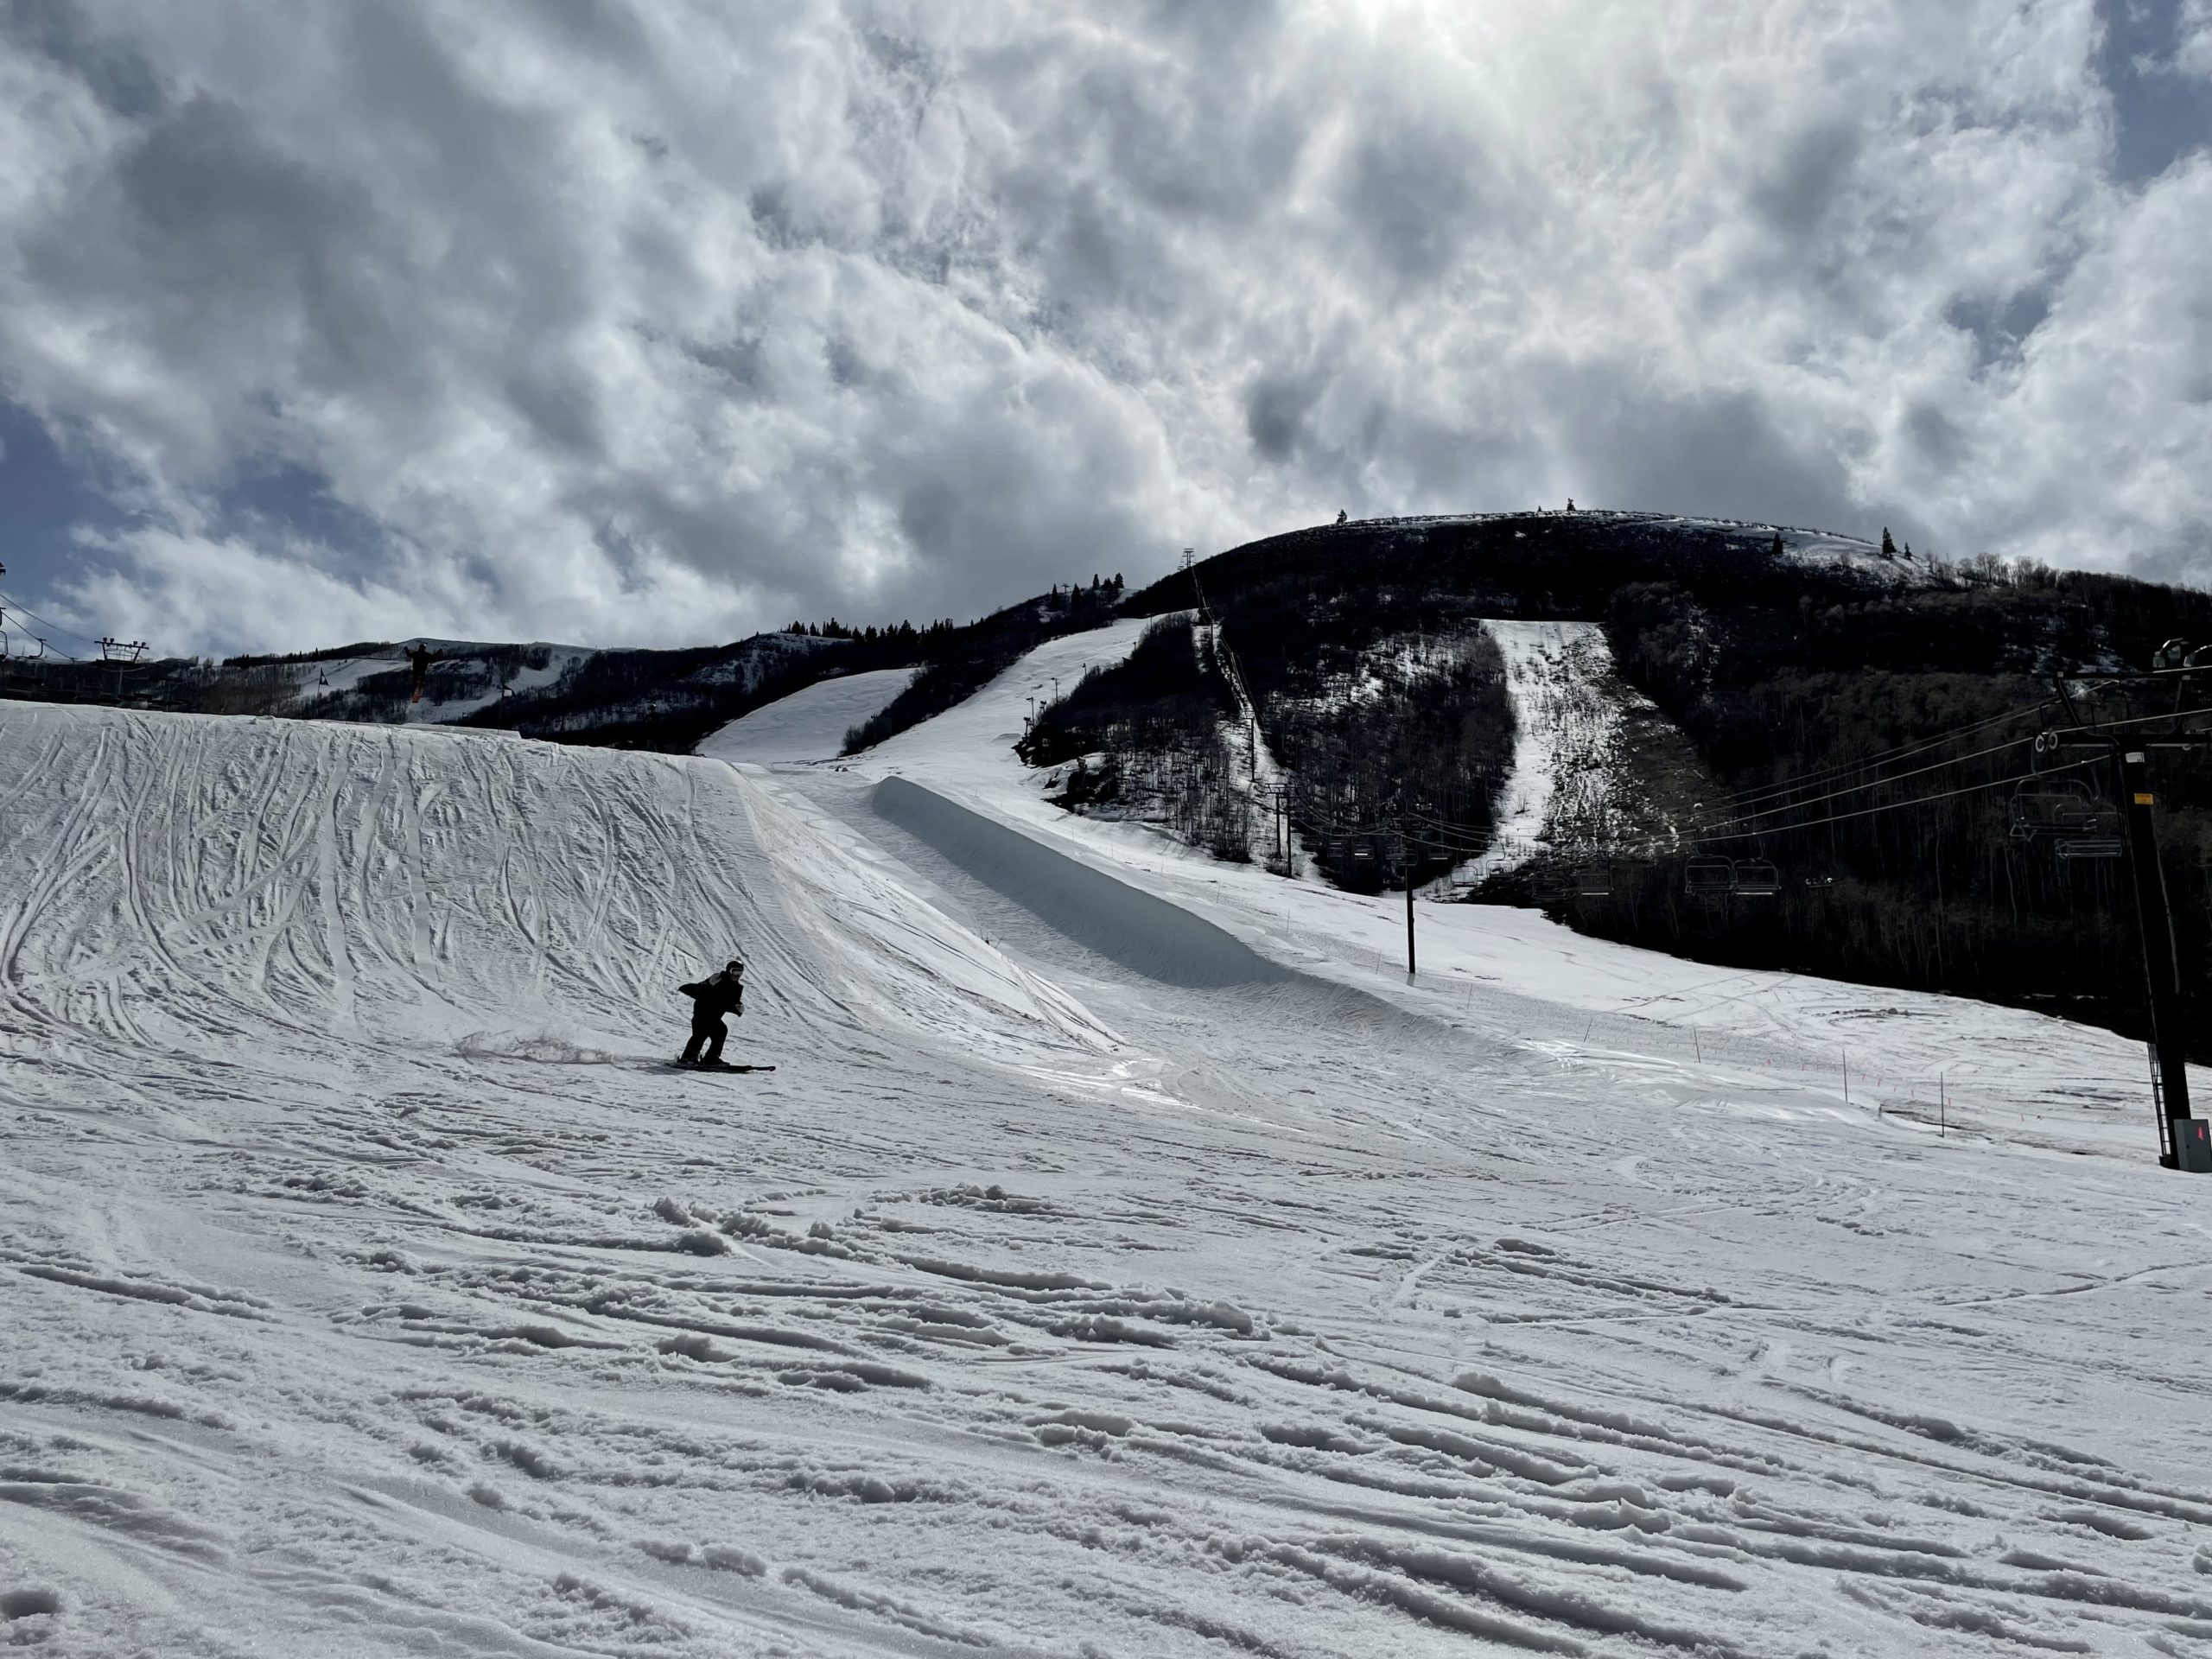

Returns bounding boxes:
[1402,829,1416,977]
[2120,750,2194,1166]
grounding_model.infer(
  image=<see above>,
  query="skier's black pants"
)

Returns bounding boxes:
[681,1014,727,1065]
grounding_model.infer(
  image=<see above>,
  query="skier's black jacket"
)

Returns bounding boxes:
[680,966,745,1019]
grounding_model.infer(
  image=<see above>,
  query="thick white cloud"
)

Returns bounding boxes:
[0,0,2206,653]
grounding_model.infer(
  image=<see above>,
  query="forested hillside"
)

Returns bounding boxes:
[5,582,1125,754]
[1109,512,2212,1055]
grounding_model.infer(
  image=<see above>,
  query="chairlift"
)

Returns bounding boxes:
[2008,779,2117,841]
[2055,836,2124,861]
[1732,858,1782,897]
[2155,638,2193,671]
[1570,863,1612,898]
[1685,856,1735,897]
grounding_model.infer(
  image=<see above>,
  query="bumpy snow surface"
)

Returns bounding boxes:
[5,669,2212,1656]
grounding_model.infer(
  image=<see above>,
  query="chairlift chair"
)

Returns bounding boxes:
[1571,863,1612,898]
[1732,858,1782,897]
[2008,779,2115,841]
[1685,856,1736,897]
[2055,836,2124,861]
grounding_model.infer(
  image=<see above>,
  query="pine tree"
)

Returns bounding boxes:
[1880,527,1897,559]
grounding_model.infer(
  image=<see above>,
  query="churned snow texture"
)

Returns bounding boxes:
[3,681,2209,1656]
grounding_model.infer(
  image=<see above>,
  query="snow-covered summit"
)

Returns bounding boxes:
[1264,506,1940,589]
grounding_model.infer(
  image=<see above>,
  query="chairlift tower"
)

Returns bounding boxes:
[97,637,149,702]
[2043,668,2212,1170]
[2118,749,2201,1169]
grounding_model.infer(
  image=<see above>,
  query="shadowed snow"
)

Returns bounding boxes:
[874,775,1293,990]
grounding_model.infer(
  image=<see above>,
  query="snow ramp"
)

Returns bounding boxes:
[0,703,1110,1078]
[873,775,1294,990]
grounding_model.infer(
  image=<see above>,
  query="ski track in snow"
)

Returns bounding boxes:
[3,677,2210,1656]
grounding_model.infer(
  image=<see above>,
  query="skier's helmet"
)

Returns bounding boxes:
[727,959,744,975]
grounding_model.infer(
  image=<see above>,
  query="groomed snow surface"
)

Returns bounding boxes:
[697,668,913,766]
[5,637,2212,1655]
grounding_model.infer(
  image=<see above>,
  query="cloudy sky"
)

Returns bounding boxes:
[1,0,2209,656]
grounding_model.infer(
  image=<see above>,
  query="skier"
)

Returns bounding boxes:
[405,640,436,703]
[677,959,746,1067]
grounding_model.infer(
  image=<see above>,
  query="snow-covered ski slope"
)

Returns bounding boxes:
[8,671,2212,1656]
[697,667,912,766]
[1463,621,1612,877]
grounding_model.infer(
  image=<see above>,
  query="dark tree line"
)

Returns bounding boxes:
[1572,569,2212,1055]
[1125,550,1516,889]
[842,577,1124,754]
[1134,513,2212,1056]
[1016,615,1252,858]
[1266,641,1513,892]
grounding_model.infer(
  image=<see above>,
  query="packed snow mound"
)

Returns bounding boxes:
[698,666,913,766]
[0,702,1111,1072]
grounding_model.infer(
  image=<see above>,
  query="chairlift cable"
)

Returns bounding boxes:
[1700,701,2050,814]
[1691,756,2102,842]
[2029,703,2212,739]
[0,591,109,656]
[1700,697,2212,838]
[1707,697,2043,801]
[1688,730,2044,835]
